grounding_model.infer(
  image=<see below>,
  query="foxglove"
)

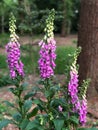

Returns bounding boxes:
[6,14,24,79]
[38,9,56,79]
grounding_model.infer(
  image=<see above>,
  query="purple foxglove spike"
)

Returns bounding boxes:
[6,42,24,79]
[38,38,56,79]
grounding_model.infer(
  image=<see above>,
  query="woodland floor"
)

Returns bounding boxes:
[0,34,98,129]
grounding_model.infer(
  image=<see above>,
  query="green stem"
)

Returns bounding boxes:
[44,79,54,129]
[14,80,26,130]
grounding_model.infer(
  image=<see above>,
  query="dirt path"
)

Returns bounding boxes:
[19,34,77,46]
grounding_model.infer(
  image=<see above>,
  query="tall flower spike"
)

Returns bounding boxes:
[79,79,90,126]
[68,50,79,107]
[68,47,88,126]
[79,98,87,126]
[38,9,56,79]
[6,13,24,79]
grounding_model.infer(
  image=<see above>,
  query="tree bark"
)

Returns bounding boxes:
[18,0,25,34]
[78,0,98,98]
[61,0,67,37]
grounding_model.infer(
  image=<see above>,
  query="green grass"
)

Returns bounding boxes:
[55,46,76,74]
[0,33,9,48]
[21,44,40,74]
[0,55,7,69]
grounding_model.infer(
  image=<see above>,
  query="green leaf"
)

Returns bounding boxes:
[78,128,98,130]
[77,128,87,130]
[20,119,29,129]
[0,119,12,129]
[53,119,64,130]
[90,128,98,130]
[32,86,42,92]
[24,92,35,100]
[62,112,69,118]
[32,99,45,111]
[62,128,69,130]
[32,99,42,105]
[50,85,60,92]
[45,90,54,98]
[23,100,32,112]
[12,112,22,122]
[25,120,39,130]
[27,107,38,119]
[21,82,29,89]
[69,116,79,125]
[4,100,15,108]
[9,87,15,95]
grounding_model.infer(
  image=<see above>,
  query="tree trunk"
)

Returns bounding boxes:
[18,0,25,34]
[78,0,98,98]
[61,0,67,37]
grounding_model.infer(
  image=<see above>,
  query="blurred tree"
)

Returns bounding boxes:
[18,0,38,33]
[0,0,80,34]
[0,0,17,33]
[71,0,80,32]
[35,0,60,10]
[61,0,74,36]
[78,0,98,98]
[59,0,80,37]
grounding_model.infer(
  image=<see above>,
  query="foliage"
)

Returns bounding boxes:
[0,0,18,33]
[19,9,63,34]
[0,55,7,71]
[0,33,9,47]
[55,46,76,74]
[0,74,13,87]
[0,103,7,121]
[0,48,91,130]
[0,0,80,34]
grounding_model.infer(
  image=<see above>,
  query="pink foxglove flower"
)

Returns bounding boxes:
[38,38,56,79]
[79,99,87,126]
[68,69,79,107]
[38,9,56,79]
[6,42,24,79]
[68,51,87,126]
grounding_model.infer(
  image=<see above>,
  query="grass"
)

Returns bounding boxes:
[0,33,9,48]
[55,46,76,74]
[0,55,7,70]
[21,44,40,74]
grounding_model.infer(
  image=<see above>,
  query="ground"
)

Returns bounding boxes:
[0,34,98,129]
